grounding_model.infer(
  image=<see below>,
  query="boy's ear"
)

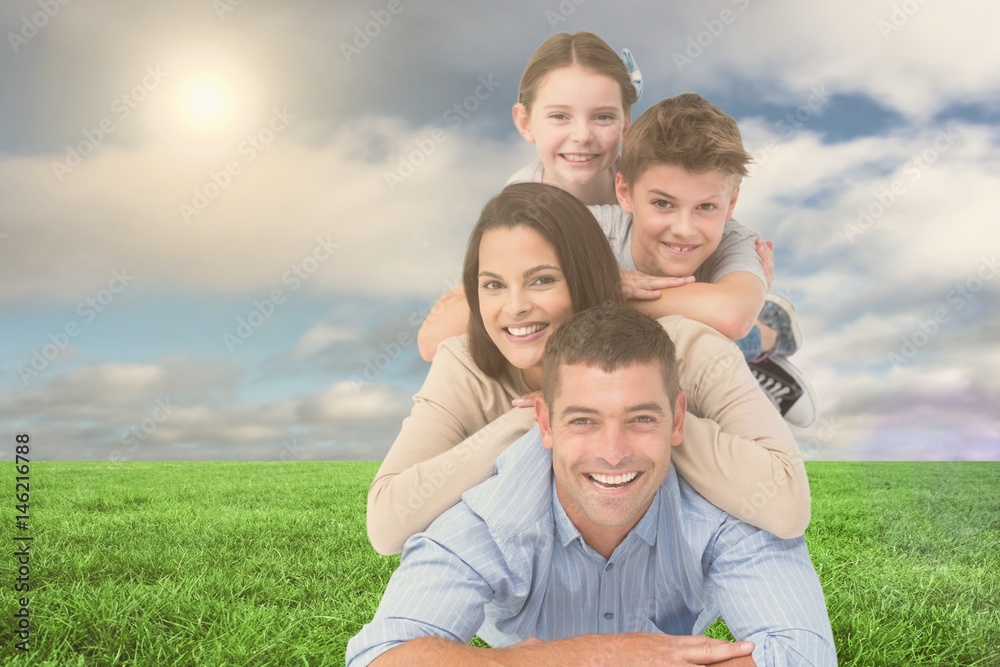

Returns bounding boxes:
[512,103,534,143]
[615,172,634,213]
[725,183,740,220]
[535,395,554,451]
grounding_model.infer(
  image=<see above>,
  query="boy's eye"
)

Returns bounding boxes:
[651,199,672,209]
[595,113,616,122]
[698,203,718,211]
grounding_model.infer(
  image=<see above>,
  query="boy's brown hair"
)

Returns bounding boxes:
[518,32,638,117]
[619,93,752,188]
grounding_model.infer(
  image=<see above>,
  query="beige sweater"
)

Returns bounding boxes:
[367,315,810,554]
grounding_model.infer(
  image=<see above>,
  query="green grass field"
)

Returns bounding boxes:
[2,461,998,666]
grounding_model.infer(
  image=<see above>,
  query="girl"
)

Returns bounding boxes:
[507,31,639,206]
[367,183,809,555]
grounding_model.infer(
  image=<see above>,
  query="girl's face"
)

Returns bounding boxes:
[514,65,629,194]
[477,226,574,387]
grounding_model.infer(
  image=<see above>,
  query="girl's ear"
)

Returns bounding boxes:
[512,103,534,143]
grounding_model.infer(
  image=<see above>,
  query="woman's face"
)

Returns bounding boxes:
[477,225,574,383]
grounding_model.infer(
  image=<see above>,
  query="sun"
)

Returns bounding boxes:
[154,50,262,151]
[171,72,240,136]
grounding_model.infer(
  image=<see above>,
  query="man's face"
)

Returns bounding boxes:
[616,165,739,278]
[537,362,686,548]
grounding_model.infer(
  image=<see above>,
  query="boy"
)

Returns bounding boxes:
[418,94,817,428]
[588,92,817,427]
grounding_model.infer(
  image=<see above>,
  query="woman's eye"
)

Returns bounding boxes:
[482,281,503,291]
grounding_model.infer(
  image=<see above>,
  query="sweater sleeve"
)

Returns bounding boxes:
[663,316,811,538]
[366,337,536,555]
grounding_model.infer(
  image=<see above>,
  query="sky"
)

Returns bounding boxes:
[1,0,999,462]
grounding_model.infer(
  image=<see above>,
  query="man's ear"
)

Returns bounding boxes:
[615,172,634,213]
[670,392,687,448]
[535,395,554,451]
[512,103,534,143]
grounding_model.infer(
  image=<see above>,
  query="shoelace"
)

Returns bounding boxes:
[752,369,792,401]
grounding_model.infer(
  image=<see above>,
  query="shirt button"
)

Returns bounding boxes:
[604,612,613,620]
[605,562,614,571]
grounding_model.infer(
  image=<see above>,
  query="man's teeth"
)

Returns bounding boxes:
[589,472,638,486]
[562,154,595,162]
[507,323,546,337]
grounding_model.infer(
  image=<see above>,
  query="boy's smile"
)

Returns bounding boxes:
[616,165,739,279]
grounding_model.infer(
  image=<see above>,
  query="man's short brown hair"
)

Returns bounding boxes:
[541,305,680,408]
[620,92,751,188]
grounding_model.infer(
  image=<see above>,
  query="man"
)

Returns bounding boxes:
[349,306,835,666]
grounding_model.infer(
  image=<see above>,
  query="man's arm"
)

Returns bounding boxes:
[708,522,837,666]
[372,634,755,666]
[630,271,766,340]
[417,286,470,361]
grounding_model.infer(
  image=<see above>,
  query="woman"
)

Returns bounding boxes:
[367,183,808,555]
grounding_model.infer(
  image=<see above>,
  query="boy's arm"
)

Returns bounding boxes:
[631,271,766,340]
[417,286,470,361]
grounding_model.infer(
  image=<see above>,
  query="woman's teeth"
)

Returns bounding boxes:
[507,323,546,337]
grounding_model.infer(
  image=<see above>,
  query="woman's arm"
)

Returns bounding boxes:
[367,338,534,554]
[663,316,810,538]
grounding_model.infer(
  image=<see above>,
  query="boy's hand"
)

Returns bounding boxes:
[756,239,775,290]
[622,270,695,301]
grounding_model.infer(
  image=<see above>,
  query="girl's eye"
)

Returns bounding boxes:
[549,113,568,121]
[595,113,616,122]
[652,199,672,209]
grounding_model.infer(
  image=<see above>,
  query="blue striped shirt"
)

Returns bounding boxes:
[348,429,836,666]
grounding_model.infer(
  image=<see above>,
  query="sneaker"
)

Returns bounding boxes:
[758,292,803,358]
[749,356,819,428]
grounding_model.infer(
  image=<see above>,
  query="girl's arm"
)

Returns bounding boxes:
[662,316,810,538]
[367,337,535,554]
[417,286,470,361]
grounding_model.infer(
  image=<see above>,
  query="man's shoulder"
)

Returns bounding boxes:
[462,430,554,544]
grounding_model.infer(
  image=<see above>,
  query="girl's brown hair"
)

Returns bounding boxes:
[518,32,638,116]
[462,183,624,380]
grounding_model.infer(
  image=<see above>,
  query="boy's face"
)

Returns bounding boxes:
[616,165,739,279]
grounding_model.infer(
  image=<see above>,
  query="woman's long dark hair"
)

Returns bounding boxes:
[462,183,624,379]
